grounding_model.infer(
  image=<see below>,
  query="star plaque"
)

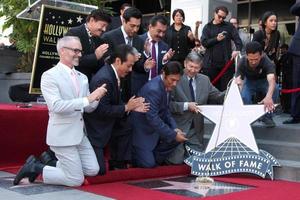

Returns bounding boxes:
[185,82,280,179]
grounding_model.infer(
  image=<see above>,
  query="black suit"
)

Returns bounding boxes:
[288,2,300,120]
[84,64,131,174]
[131,33,170,95]
[102,27,145,102]
[65,24,105,81]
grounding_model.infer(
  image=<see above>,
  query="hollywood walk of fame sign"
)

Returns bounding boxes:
[29,5,89,94]
[185,81,280,179]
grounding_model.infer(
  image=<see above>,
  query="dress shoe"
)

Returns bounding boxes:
[13,155,40,185]
[108,160,128,171]
[40,150,57,166]
[283,118,300,124]
[261,117,276,128]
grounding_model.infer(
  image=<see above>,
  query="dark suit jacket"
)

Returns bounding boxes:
[65,24,105,81]
[131,33,169,95]
[131,76,177,151]
[101,27,145,101]
[289,2,300,56]
[169,74,224,143]
[84,64,126,147]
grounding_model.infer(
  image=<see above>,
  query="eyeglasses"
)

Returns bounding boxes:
[217,14,226,20]
[63,46,83,54]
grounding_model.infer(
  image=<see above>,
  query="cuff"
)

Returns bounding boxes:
[183,102,189,111]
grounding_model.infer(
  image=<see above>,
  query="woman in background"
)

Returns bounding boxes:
[253,11,280,62]
[164,9,195,65]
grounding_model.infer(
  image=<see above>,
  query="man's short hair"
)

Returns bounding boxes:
[86,8,111,23]
[56,36,80,54]
[162,61,183,76]
[149,15,168,27]
[107,44,135,64]
[215,6,229,15]
[172,9,185,22]
[246,41,263,55]
[120,3,131,11]
[123,7,142,23]
[185,52,203,65]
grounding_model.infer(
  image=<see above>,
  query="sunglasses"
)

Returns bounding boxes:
[63,46,83,54]
[217,14,226,20]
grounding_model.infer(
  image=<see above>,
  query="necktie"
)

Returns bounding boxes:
[189,78,195,102]
[71,70,80,96]
[150,40,157,79]
[127,37,132,46]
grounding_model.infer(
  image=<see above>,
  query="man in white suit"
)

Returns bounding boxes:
[13,36,107,186]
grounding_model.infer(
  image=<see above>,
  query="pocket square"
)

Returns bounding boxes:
[161,50,167,54]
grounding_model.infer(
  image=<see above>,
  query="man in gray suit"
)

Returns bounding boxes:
[167,52,225,164]
[14,36,107,186]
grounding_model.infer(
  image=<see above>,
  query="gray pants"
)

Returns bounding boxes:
[43,136,99,186]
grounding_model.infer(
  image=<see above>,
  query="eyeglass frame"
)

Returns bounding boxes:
[63,46,83,54]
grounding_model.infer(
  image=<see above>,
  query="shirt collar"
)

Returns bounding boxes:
[147,32,155,43]
[84,23,92,38]
[111,64,120,83]
[59,62,76,75]
[121,26,129,41]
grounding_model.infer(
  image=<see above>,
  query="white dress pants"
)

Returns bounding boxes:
[43,135,99,186]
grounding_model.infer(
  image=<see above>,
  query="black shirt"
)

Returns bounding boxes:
[201,20,242,68]
[235,55,275,80]
[164,24,195,63]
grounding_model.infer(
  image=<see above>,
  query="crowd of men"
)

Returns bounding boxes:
[13,2,300,187]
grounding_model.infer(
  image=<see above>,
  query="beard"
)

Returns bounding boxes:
[72,58,80,66]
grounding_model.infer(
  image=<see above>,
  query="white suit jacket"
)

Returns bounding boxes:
[41,62,98,146]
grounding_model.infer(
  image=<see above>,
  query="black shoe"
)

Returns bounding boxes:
[13,155,40,185]
[261,117,276,128]
[283,118,300,124]
[108,160,128,171]
[40,150,57,166]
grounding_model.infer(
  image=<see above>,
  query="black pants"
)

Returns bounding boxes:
[93,118,132,175]
[202,64,234,92]
[291,55,300,119]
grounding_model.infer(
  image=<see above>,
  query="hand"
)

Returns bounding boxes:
[88,84,107,102]
[231,51,240,60]
[95,44,109,59]
[258,96,275,113]
[174,129,188,143]
[216,33,225,41]
[125,96,146,112]
[195,21,202,28]
[144,57,156,70]
[133,102,150,113]
[187,30,195,41]
[188,102,201,113]
[144,38,151,57]
[234,76,243,91]
[162,48,175,63]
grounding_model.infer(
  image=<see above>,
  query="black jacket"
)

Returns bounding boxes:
[84,64,126,147]
[201,20,242,68]
[164,24,195,63]
[65,24,105,81]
